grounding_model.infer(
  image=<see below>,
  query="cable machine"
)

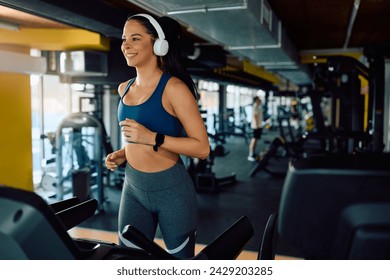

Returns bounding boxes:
[55,112,105,211]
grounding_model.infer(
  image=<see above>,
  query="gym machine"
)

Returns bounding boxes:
[249,108,305,177]
[55,112,105,211]
[187,147,236,193]
[258,153,390,260]
[0,185,253,260]
[250,54,376,178]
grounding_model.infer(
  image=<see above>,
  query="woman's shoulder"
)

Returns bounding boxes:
[118,78,134,96]
[165,75,189,93]
[166,75,183,85]
[164,76,195,106]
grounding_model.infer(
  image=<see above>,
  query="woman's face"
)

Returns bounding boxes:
[121,19,155,67]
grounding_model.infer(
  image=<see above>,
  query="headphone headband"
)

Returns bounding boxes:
[133,13,166,41]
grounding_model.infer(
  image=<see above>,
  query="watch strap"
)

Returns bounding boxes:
[153,133,165,152]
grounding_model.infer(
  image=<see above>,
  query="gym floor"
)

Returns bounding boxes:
[78,128,301,258]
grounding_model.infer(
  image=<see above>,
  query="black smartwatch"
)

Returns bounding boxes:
[153,133,165,152]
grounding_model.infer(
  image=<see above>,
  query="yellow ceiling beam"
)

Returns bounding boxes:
[242,59,282,85]
[300,49,363,64]
[0,28,109,51]
[300,55,327,64]
[220,57,283,86]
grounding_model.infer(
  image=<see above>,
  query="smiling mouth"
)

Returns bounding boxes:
[125,53,137,58]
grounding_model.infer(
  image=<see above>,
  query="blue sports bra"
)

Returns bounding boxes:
[117,73,183,137]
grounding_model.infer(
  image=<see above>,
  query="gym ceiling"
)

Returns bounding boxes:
[0,0,389,91]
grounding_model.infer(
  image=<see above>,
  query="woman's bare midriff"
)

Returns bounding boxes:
[124,143,179,172]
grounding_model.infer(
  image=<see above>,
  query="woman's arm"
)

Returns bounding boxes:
[161,78,210,159]
[105,147,126,171]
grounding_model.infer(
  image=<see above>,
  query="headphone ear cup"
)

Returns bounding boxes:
[153,38,169,56]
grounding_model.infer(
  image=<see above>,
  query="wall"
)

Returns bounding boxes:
[0,69,33,191]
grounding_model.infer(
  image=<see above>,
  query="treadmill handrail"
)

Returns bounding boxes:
[55,198,98,230]
[121,215,254,260]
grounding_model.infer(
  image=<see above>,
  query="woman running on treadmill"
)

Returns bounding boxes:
[105,14,210,259]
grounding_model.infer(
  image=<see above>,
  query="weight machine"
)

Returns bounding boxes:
[55,112,105,211]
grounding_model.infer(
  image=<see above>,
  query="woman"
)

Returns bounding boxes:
[105,14,210,259]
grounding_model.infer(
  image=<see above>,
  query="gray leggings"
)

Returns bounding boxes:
[118,159,198,259]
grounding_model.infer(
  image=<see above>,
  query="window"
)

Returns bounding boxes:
[31,74,71,188]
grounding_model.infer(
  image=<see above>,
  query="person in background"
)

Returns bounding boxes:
[248,96,263,161]
[105,14,210,259]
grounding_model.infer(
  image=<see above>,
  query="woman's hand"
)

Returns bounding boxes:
[119,118,155,145]
[105,149,126,171]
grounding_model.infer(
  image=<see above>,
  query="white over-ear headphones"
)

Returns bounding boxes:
[133,13,169,56]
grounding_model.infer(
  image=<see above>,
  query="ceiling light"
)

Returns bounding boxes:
[166,2,248,15]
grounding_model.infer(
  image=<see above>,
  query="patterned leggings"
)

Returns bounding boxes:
[118,159,198,259]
